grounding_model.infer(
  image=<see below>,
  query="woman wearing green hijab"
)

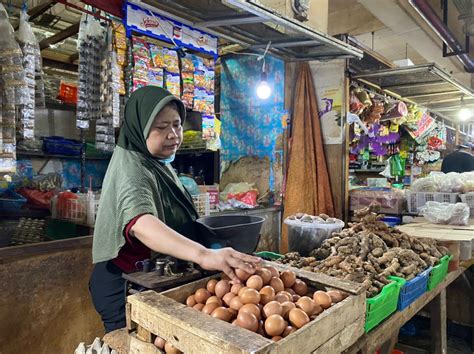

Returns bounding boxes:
[90,86,260,333]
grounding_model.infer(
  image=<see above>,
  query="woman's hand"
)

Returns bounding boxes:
[196,248,261,282]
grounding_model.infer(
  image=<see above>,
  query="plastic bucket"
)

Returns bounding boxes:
[284,218,344,256]
[196,215,265,253]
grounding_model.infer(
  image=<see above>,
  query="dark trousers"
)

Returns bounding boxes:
[89,261,127,333]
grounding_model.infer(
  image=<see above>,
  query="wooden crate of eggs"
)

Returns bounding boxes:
[126,261,366,354]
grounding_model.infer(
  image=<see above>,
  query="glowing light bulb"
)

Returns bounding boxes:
[256,80,271,99]
[459,108,471,121]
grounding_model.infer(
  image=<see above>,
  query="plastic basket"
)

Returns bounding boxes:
[51,193,100,226]
[406,192,459,214]
[365,277,406,333]
[350,189,405,214]
[0,189,27,211]
[460,193,474,215]
[389,267,431,311]
[43,136,83,156]
[255,251,283,260]
[427,255,452,291]
[192,193,210,216]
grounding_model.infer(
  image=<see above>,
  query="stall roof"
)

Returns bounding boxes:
[138,0,363,60]
[352,63,474,121]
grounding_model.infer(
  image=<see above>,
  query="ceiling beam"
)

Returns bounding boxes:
[39,22,80,50]
[42,58,78,72]
[13,1,57,30]
[195,15,264,27]
[250,39,323,49]
[69,53,79,63]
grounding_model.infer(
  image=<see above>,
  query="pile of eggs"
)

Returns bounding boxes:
[184,266,347,341]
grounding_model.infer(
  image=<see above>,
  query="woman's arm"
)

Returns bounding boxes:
[131,214,260,281]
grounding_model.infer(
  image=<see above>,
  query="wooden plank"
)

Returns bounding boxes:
[345,268,465,354]
[274,293,365,353]
[102,328,131,354]
[430,289,447,354]
[312,316,365,354]
[39,22,80,50]
[128,291,273,354]
[136,325,153,343]
[13,1,56,30]
[126,302,135,331]
[130,332,163,354]
[122,268,202,289]
[379,329,399,354]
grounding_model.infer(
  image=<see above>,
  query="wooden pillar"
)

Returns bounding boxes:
[430,288,447,354]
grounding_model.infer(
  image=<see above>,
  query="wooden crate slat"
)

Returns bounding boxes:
[128,291,273,354]
[273,293,365,353]
[312,315,365,354]
[130,332,163,354]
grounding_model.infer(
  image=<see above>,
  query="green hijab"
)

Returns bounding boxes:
[92,86,199,264]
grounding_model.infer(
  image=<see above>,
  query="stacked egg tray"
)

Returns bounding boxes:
[126,260,366,354]
[9,218,46,246]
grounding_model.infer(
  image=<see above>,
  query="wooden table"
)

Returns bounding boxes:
[345,268,467,354]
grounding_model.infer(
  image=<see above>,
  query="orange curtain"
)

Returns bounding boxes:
[281,62,335,253]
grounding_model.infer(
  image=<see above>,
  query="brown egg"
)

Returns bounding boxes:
[263,266,279,278]
[246,275,264,290]
[281,301,296,319]
[211,307,232,322]
[285,288,296,295]
[256,268,273,285]
[296,296,315,316]
[240,288,261,305]
[263,300,283,318]
[228,308,238,319]
[289,308,310,328]
[194,288,211,304]
[292,279,308,296]
[282,325,296,337]
[313,303,323,315]
[154,336,166,349]
[231,283,243,295]
[275,291,293,303]
[292,295,301,303]
[235,268,253,282]
[259,286,276,305]
[193,303,204,311]
[229,296,244,311]
[235,311,258,332]
[272,336,283,342]
[238,286,249,297]
[164,342,182,354]
[280,270,296,288]
[206,296,222,306]
[202,302,219,315]
[239,303,261,321]
[313,291,332,309]
[223,292,236,306]
[257,320,266,336]
[326,290,344,304]
[232,319,238,325]
[270,277,285,293]
[215,280,230,298]
[206,279,218,294]
[265,314,286,337]
[186,295,196,307]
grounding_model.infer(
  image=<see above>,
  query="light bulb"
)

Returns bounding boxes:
[459,108,471,121]
[256,80,271,100]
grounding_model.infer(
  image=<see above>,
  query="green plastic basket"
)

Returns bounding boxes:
[427,255,452,291]
[255,251,283,260]
[365,277,406,333]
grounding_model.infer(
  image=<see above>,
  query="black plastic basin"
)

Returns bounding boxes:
[196,215,265,253]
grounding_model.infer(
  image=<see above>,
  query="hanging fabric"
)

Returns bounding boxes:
[281,62,335,253]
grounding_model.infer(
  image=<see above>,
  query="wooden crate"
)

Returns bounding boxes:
[127,261,366,354]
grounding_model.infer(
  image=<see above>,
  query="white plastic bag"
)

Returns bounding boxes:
[419,201,470,225]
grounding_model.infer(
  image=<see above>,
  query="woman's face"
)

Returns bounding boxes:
[146,105,183,158]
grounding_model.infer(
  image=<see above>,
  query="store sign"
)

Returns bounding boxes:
[124,2,218,58]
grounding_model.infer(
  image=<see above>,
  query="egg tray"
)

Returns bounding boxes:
[126,260,366,354]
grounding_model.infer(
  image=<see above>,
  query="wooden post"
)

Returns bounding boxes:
[378,329,399,354]
[430,288,447,354]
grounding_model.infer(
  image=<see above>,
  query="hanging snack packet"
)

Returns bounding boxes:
[165,72,181,97]
[148,67,164,88]
[149,43,164,68]
[163,48,180,73]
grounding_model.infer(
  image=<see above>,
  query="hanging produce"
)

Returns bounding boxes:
[0,4,28,173]
[76,14,105,129]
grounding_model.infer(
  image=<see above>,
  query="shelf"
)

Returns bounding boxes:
[44,99,76,112]
[349,169,385,173]
[17,151,112,161]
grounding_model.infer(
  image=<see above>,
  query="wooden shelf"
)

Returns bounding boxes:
[349,169,385,173]
[44,99,76,112]
[17,150,111,160]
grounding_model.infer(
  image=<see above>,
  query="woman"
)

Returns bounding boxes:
[90,86,260,333]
